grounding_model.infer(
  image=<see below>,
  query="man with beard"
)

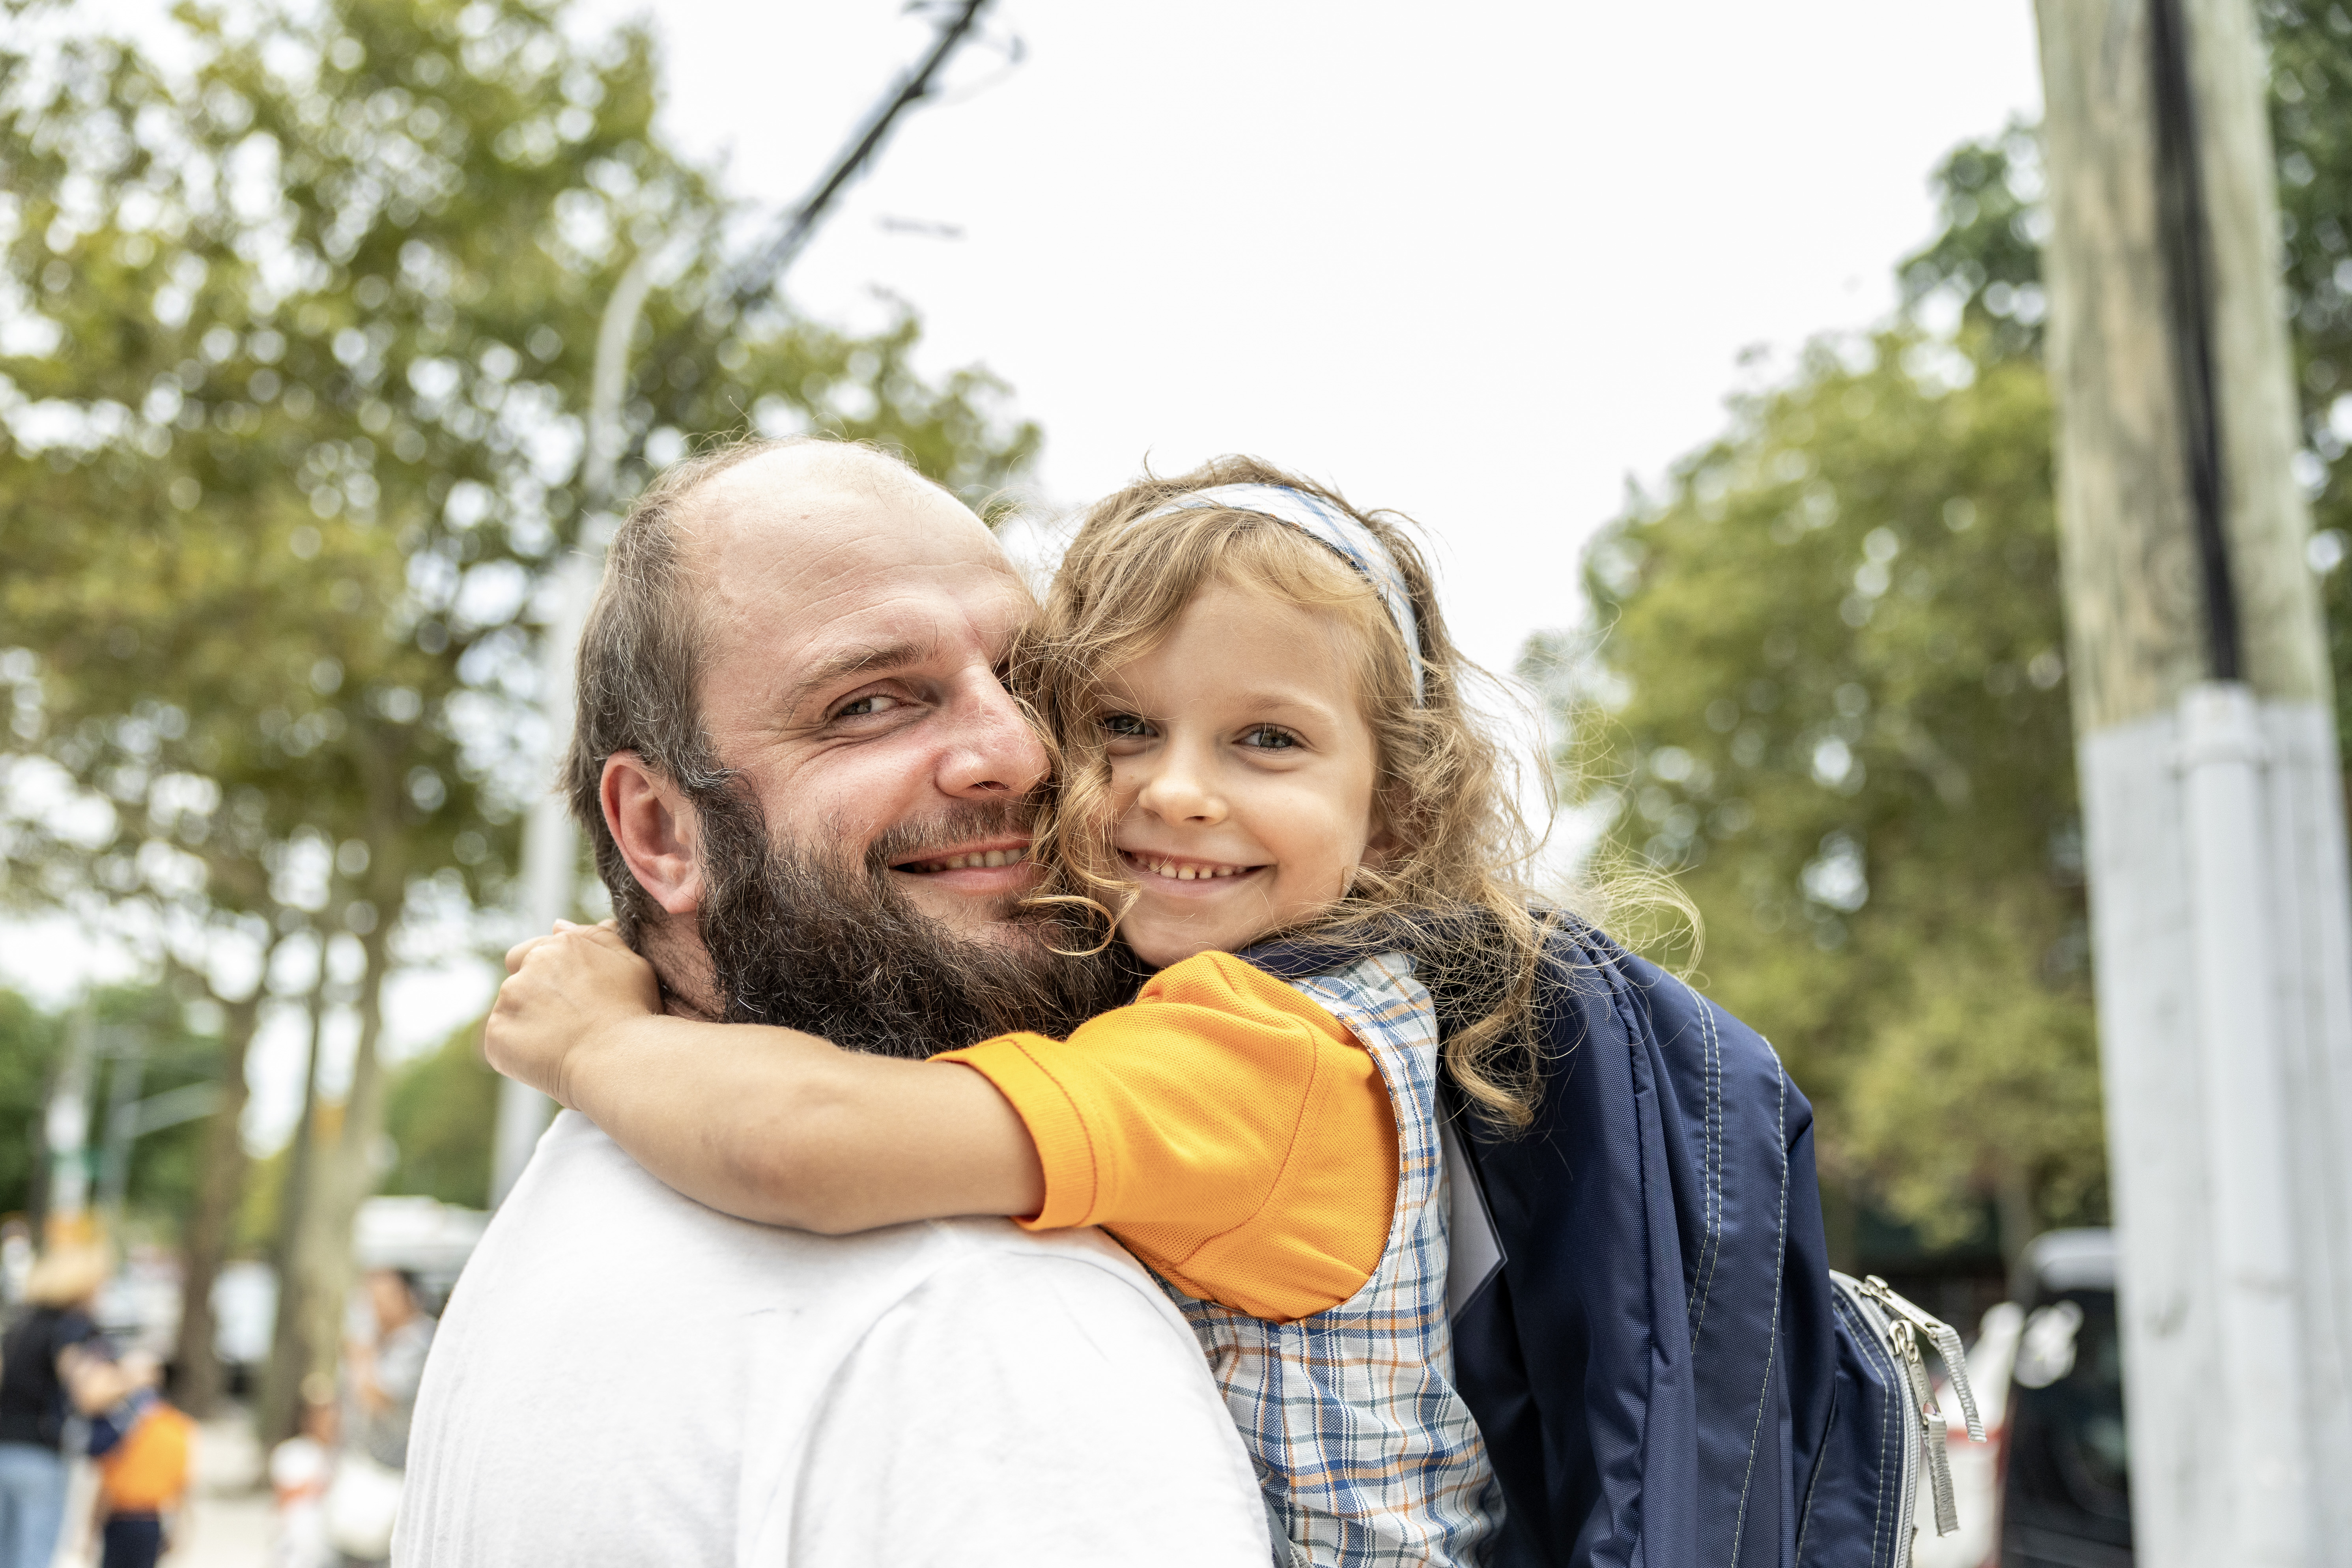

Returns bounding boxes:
[395,439,1271,1566]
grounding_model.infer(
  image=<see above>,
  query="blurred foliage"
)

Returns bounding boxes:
[380,1019,496,1205]
[1900,4,2352,748]
[1548,333,2099,1248]
[234,1139,285,1256]
[0,0,1039,1263]
[232,1024,494,1248]
[2268,0,2352,751]
[1558,6,2352,1247]
[103,985,228,1234]
[1897,119,2047,364]
[0,983,222,1227]
[0,990,62,1217]
[0,0,1040,955]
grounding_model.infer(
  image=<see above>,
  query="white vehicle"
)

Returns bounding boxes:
[1911,1229,2131,1568]
[1911,1300,2023,1568]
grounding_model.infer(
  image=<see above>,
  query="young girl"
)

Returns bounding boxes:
[489,457,1556,1567]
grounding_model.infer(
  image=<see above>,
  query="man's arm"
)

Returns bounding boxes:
[783,1240,1272,1567]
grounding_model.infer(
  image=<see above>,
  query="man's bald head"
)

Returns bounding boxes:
[564,435,1007,940]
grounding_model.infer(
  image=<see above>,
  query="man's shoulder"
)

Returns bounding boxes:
[400,1115,1243,1566]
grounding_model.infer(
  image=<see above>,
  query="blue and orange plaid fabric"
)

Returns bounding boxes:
[1163,951,1503,1567]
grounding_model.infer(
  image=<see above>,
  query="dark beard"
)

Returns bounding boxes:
[691,787,1144,1057]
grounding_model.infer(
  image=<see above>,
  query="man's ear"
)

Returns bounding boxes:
[602,751,703,915]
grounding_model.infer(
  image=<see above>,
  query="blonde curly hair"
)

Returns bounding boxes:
[1018,456,1557,1130]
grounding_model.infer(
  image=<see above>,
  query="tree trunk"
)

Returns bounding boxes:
[1991,1162,2038,1291]
[294,917,397,1397]
[170,981,264,1417]
[256,977,329,1447]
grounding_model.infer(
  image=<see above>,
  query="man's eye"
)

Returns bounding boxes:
[1100,712,1152,739]
[834,694,901,720]
[1241,725,1299,750]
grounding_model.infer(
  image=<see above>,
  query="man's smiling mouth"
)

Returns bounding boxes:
[897,845,1030,874]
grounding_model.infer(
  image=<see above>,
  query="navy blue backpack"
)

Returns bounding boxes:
[1252,920,1981,1567]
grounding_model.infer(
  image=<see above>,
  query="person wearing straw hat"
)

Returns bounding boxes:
[0,1244,108,1568]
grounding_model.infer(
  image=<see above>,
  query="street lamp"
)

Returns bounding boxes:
[489,243,678,1207]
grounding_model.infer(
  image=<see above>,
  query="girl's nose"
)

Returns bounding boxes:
[1136,744,1226,825]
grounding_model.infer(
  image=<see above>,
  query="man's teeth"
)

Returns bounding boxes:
[908,848,1028,872]
[1142,859,1246,880]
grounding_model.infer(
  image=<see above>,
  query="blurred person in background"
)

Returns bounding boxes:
[326,1272,434,1567]
[70,1350,194,1568]
[0,1245,108,1568]
[267,1378,339,1568]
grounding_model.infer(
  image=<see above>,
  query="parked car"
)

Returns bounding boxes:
[1911,1228,2130,1568]
[2000,1229,2130,1567]
[1911,1300,2023,1568]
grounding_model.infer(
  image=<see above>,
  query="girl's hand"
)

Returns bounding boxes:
[486,920,661,1110]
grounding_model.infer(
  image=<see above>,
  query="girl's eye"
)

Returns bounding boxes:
[1100,712,1153,740]
[834,693,901,720]
[1240,725,1299,750]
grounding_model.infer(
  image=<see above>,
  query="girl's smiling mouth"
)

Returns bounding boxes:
[1121,850,1266,884]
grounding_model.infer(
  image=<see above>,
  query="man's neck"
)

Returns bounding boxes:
[639,918,723,1023]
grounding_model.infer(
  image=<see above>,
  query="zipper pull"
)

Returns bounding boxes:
[1891,1319,1961,1536]
[1863,1275,1985,1442]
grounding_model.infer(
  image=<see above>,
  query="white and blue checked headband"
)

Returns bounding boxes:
[1137,482,1427,703]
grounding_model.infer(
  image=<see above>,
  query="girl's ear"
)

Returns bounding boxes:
[1361,789,1407,870]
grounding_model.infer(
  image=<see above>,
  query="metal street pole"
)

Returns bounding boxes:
[43,1005,96,1239]
[2036,1,2352,1561]
[487,0,1001,1205]
[94,1032,144,1239]
[489,246,671,1207]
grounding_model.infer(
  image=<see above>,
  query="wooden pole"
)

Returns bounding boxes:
[2036,2,2352,1560]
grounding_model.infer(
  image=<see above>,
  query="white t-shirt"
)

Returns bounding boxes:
[394,1112,1270,1567]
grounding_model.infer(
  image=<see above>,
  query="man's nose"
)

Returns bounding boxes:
[936,673,1050,800]
[1136,740,1226,825]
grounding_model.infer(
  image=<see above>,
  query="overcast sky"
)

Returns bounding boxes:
[5,1,2047,1146]
[618,0,2047,676]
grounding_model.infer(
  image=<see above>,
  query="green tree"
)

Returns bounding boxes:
[0,991,62,1217]
[380,1019,496,1205]
[0,0,1038,1416]
[0,983,230,1232]
[1555,331,2096,1260]
[1563,5,2352,1256]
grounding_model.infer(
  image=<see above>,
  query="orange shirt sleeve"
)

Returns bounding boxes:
[934,950,1397,1323]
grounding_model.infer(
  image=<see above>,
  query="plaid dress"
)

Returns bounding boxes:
[1160,951,1504,1567]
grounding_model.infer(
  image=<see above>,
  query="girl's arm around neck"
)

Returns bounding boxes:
[488,925,1044,1234]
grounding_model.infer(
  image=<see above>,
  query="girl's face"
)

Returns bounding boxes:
[1096,579,1391,969]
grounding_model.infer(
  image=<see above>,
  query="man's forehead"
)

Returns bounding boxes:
[673,453,1029,703]
[673,463,994,615]
[682,450,1002,575]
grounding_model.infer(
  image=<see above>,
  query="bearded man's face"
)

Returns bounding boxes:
[689,787,1141,1057]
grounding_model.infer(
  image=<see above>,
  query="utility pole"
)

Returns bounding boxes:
[2036,2,2352,1562]
[488,0,1001,1204]
[94,1030,144,1239]
[43,1005,97,1241]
